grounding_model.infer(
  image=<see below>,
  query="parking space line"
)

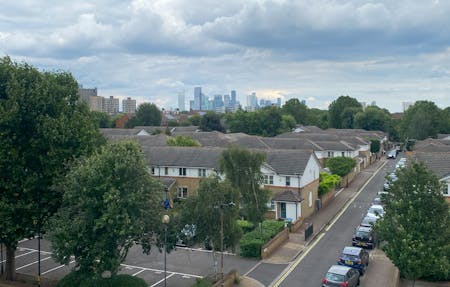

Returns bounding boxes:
[0,250,37,264]
[19,247,52,255]
[120,263,202,278]
[150,273,175,287]
[42,260,75,275]
[16,257,52,270]
[132,269,146,276]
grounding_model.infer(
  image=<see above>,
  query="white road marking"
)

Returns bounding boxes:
[42,260,75,275]
[176,246,235,256]
[132,269,146,276]
[150,273,175,287]
[120,263,202,278]
[16,257,52,270]
[19,247,52,255]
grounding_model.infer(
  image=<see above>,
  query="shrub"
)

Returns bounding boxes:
[239,236,264,258]
[167,135,201,147]
[239,220,285,258]
[318,172,341,196]
[57,271,147,287]
[237,219,254,233]
[191,278,213,287]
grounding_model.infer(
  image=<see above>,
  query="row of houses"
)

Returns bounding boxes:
[101,126,387,223]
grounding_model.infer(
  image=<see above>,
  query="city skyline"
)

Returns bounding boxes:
[2,1,450,112]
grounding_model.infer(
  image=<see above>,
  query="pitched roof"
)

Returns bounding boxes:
[412,152,450,178]
[264,149,315,175]
[260,138,318,150]
[272,190,303,202]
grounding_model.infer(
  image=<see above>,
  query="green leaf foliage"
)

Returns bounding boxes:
[180,176,241,251]
[318,173,340,196]
[328,95,363,129]
[400,101,447,140]
[239,220,285,258]
[125,103,161,128]
[236,219,255,233]
[90,111,112,128]
[167,135,201,147]
[370,139,381,154]
[375,162,450,281]
[199,111,225,132]
[57,271,147,287]
[326,157,356,177]
[354,106,391,132]
[46,141,164,276]
[219,146,270,224]
[0,56,104,279]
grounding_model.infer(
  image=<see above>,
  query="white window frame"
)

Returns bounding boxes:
[286,176,290,186]
[177,186,188,198]
[179,168,186,176]
[198,168,206,177]
[164,167,169,175]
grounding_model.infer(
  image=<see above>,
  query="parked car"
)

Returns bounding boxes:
[337,246,369,275]
[322,265,360,287]
[372,195,382,206]
[352,226,376,249]
[360,215,377,228]
[383,173,397,191]
[387,149,397,159]
[367,204,384,218]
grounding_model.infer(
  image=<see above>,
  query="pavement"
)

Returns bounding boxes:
[237,158,400,287]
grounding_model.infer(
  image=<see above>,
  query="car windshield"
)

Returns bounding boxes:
[356,230,370,238]
[326,272,345,282]
[369,207,383,215]
[362,217,376,226]
[341,253,359,261]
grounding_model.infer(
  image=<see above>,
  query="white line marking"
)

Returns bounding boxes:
[244,261,262,276]
[176,247,235,256]
[18,247,52,255]
[16,257,51,270]
[1,250,38,263]
[132,269,146,276]
[120,263,202,278]
[150,273,175,287]
[42,260,75,275]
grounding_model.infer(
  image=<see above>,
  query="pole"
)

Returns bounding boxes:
[37,188,41,287]
[1,242,3,276]
[220,209,224,287]
[164,224,167,287]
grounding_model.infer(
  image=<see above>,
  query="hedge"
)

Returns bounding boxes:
[57,271,147,287]
[236,219,254,233]
[239,220,285,258]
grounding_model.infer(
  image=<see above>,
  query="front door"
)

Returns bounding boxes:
[280,202,286,219]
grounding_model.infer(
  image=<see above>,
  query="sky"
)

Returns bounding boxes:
[1,0,450,113]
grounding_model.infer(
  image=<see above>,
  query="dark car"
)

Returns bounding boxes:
[352,226,375,249]
[337,246,369,275]
[360,216,377,228]
[322,265,360,287]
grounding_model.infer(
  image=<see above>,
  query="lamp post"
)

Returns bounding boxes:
[214,202,235,287]
[162,214,170,287]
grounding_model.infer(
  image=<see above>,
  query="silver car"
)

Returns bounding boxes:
[322,265,360,287]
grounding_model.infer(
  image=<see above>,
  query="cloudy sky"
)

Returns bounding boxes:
[1,0,450,112]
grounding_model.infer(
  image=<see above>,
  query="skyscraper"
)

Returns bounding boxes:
[246,92,258,111]
[178,89,186,111]
[194,87,202,110]
[122,97,136,114]
[103,96,120,115]
[231,90,236,107]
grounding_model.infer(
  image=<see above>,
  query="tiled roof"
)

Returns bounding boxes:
[272,190,303,202]
[100,128,144,137]
[265,149,314,175]
[412,152,450,179]
[313,140,357,151]
[260,138,318,150]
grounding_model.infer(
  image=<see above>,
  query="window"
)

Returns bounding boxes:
[179,168,186,176]
[264,175,274,185]
[151,167,155,175]
[308,191,313,207]
[164,167,169,175]
[286,176,290,186]
[177,187,188,198]
[267,200,275,210]
[327,151,334,158]
[342,151,345,157]
[198,168,206,177]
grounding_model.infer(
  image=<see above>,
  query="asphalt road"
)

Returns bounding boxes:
[277,159,397,287]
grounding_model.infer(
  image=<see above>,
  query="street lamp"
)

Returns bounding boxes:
[214,202,235,287]
[162,214,170,287]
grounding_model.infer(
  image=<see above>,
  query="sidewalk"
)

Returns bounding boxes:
[263,159,386,265]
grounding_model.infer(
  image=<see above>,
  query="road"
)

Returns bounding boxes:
[276,159,396,287]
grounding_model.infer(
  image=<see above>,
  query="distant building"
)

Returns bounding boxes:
[178,90,186,111]
[231,90,237,106]
[277,98,282,107]
[78,86,103,112]
[122,97,136,114]
[103,96,120,115]
[194,87,203,110]
[246,92,258,111]
[403,101,414,112]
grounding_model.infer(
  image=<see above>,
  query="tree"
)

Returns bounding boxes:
[181,176,241,252]
[328,96,363,129]
[370,139,381,154]
[326,157,356,177]
[0,57,104,281]
[47,141,165,276]
[354,106,391,131]
[189,114,202,126]
[375,162,450,281]
[400,101,445,140]
[199,111,225,132]
[126,103,161,127]
[282,98,308,124]
[318,173,340,197]
[91,111,112,128]
[219,147,270,224]
[167,135,201,147]
[305,108,328,129]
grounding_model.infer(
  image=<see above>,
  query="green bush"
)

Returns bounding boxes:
[239,220,285,258]
[319,172,341,196]
[191,278,213,287]
[57,271,147,287]
[237,219,254,233]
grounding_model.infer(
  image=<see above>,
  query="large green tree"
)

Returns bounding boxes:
[305,108,328,129]
[375,162,450,281]
[91,111,112,128]
[219,147,270,224]
[0,57,104,280]
[126,103,161,127]
[326,156,356,177]
[281,98,308,125]
[47,141,164,276]
[354,106,391,131]
[328,95,363,129]
[400,101,446,140]
[199,111,225,132]
[180,176,241,252]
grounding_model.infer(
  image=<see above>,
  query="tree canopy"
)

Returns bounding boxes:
[199,111,225,132]
[354,106,391,131]
[0,56,104,280]
[326,156,356,177]
[47,141,164,276]
[126,103,161,128]
[281,98,308,125]
[375,162,450,281]
[167,135,201,147]
[400,101,446,140]
[219,146,270,224]
[328,96,363,129]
